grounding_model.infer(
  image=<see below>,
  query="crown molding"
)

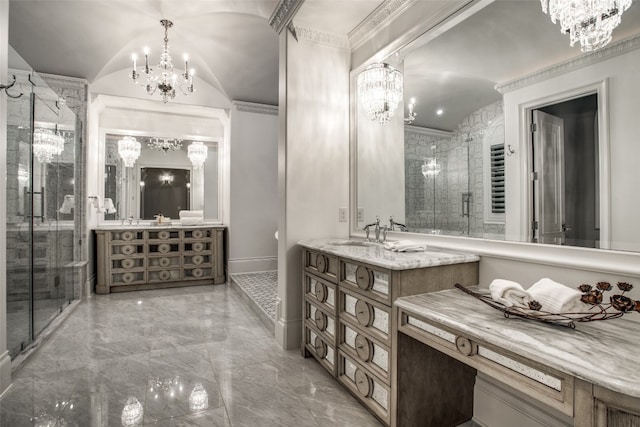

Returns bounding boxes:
[232,100,278,116]
[348,0,416,51]
[38,72,87,90]
[405,125,453,137]
[292,25,349,50]
[495,34,640,95]
[269,0,305,34]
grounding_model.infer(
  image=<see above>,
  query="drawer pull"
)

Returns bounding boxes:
[192,268,204,278]
[122,272,135,283]
[354,368,372,397]
[192,229,204,239]
[158,243,171,253]
[159,257,171,267]
[314,309,327,331]
[315,281,327,302]
[158,230,170,240]
[121,258,135,269]
[455,336,477,357]
[314,336,327,359]
[192,255,204,265]
[121,245,135,256]
[192,242,204,252]
[355,299,374,327]
[355,334,373,362]
[121,231,134,241]
[355,265,373,290]
[316,254,328,273]
[159,270,171,281]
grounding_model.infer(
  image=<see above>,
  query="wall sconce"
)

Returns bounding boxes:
[404,97,417,124]
[160,173,174,185]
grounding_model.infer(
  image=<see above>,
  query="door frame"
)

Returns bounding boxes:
[519,79,610,248]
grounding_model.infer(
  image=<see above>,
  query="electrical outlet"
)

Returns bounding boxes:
[357,208,364,222]
[338,207,348,222]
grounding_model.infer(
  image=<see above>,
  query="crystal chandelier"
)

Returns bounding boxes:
[188,141,208,169]
[118,136,141,168]
[121,397,143,427]
[33,128,64,163]
[540,0,633,52]
[358,63,403,125]
[422,158,441,177]
[131,19,195,103]
[147,137,182,152]
[189,383,209,413]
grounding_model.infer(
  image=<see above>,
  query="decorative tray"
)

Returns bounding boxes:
[455,282,639,329]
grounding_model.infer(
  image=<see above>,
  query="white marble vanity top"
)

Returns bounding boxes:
[396,288,640,398]
[298,238,479,270]
[95,223,225,231]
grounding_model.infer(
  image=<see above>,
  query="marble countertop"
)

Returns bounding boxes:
[95,223,225,230]
[298,238,479,270]
[396,288,640,398]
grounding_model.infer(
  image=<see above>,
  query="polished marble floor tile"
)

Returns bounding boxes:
[2,284,382,426]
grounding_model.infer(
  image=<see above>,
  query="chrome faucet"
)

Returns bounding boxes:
[389,216,408,232]
[363,216,387,243]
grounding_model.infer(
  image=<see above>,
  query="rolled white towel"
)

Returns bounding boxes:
[527,278,582,313]
[179,210,204,219]
[180,217,203,226]
[489,279,533,309]
[383,240,427,252]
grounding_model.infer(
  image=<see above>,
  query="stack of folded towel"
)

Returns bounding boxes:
[382,240,427,252]
[489,277,590,313]
[179,210,204,226]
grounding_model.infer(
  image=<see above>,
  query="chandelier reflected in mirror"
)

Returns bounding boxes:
[358,63,403,125]
[131,19,195,103]
[118,136,141,168]
[422,158,441,178]
[147,137,182,152]
[188,141,208,169]
[540,0,633,52]
[33,128,64,163]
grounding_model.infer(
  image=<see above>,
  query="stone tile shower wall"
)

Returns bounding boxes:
[405,100,505,238]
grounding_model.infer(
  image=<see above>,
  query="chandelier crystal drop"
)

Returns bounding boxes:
[147,137,182,152]
[540,0,633,52]
[131,19,195,103]
[118,136,141,168]
[33,128,65,163]
[358,63,403,125]
[188,141,208,169]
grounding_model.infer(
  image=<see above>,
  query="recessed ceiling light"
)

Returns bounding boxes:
[436,109,444,116]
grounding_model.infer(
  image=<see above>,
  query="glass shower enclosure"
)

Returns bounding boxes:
[6,47,79,357]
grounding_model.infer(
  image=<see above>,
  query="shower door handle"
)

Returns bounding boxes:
[461,193,471,217]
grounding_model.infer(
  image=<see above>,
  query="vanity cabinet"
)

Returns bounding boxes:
[300,242,479,426]
[95,226,225,294]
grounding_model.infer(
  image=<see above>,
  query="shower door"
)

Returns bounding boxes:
[6,52,78,357]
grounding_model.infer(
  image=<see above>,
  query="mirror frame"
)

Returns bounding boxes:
[348,0,640,277]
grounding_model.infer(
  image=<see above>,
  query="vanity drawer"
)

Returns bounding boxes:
[148,242,181,255]
[338,350,390,426]
[110,243,145,257]
[147,229,180,242]
[182,228,213,241]
[183,253,213,268]
[340,260,391,305]
[339,320,390,384]
[111,270,146,286]
[183,241,213,254]
[183,267,214,280]
[304,272,337,316]
[305,299,337,346]
[148,269,181,283]
[111,256,145,271]
[108,230,144,243]
[147,255,181,269]
[339,287,391,347]
[304,249,338,284]
[304,326,337,377]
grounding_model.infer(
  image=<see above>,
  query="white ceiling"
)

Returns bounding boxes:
[293,0,383,35]
[400,0,640,131]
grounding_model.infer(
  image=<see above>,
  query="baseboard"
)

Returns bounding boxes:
[228,256,277,274]
[0,350,11,397]
[275,316,302,351]
[473,373,573,427]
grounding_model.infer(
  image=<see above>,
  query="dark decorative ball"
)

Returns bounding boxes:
[611,295,636,312]
[596,282,612,291]
[578,284,592,293]
[616,282,634,292]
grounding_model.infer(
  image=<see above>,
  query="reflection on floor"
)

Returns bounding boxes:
[1,285,381,426]
[7,298,69,357]
[230,271,277,333]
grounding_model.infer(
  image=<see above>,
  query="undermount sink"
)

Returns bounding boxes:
[325,239,375,247]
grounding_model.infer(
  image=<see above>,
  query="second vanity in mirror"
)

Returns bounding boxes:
[299,238,479,425]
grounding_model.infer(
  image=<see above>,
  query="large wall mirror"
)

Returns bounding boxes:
[103,133,219,222]
[354,0,640,254]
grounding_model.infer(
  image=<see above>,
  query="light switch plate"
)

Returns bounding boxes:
[338,207,348,222]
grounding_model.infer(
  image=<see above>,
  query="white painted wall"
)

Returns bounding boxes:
[0,0,12,396]
[503,47,640,252]
[277,30,351,349]
[228,102,278,273]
